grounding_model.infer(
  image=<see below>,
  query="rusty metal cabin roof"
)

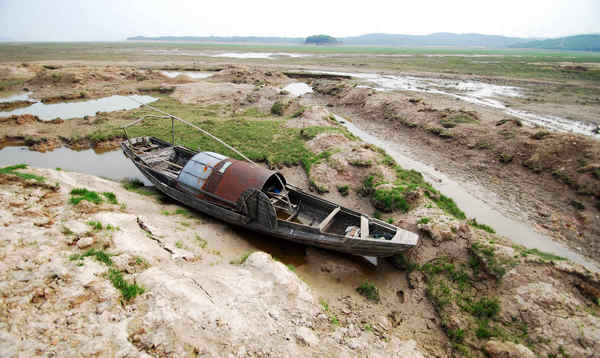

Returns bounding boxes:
[177,152,285,207]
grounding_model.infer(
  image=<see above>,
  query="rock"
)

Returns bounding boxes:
[386,338,426,358]
[295,327,319,347]
[77,236,94,249]
[484,340,535,358]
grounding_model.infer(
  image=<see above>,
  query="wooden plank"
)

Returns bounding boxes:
[391,228,419,246]
[361,216,369,239]
[319,207,340,232]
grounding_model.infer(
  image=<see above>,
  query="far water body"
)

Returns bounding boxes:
[0,146,150,184]
[335,114,599,272]
[160,71,214,79]
[0,95,156,121]
[0,92,34,103]
[282,82,313,97]
[312,71,599,138]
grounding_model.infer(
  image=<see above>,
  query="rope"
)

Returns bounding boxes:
[126,96,257,166]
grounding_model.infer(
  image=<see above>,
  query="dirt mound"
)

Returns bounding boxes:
[172,81,283,114]
[41,92,87,103]
[285,106,334,128]
[209,66,290,85]
[319,79,600,261]
[305,131,394,194]
[0,100,35,111]
[0,114,40,125]
[405,217,600,357]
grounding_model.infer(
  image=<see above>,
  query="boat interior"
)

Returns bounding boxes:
[129,137,396,240]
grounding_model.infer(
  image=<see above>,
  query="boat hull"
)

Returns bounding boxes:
[122,140,417,257]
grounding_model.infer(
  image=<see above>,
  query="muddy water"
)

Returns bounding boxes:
[0,146,150,184]
[0,95,156,121]
[0,93,34,103]
[336,114,599,271]
[282,82,313,96]
[312,71,599,138]
[160,71,213,79]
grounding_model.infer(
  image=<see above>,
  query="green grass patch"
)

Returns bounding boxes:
[431,193,466,220]
[87,221,103,231]
[301,150,331,176]
[0,164,46,182]
[470,243,516,279]
[70,248,113,266]
[468,218,496,233]
[417,217,430,225]
[372,186,410,213]
[101,191,118,204]
[337,184,349,196]
[519,248,567,261]
[270,101,284,116]
[466,297,500,319]
[69,188,103,205]
[447,328,465,343]
[356,281,380,302]
[127,102,324,166]
[108,268,145,301]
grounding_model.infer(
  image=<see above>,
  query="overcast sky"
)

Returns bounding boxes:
[1,0,599,41]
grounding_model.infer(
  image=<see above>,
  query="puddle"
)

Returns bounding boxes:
[160,71,213,79]
[212,52,309,59]
[282,82,313,96]
[310,71,599,138]
[336,114,599,272]
[0,93,35,103]
[0,95,156,121]
[0,146,150,184]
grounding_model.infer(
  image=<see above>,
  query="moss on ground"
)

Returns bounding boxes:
[0,164,46,182]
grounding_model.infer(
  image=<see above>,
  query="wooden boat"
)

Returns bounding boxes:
[120,107,418,262]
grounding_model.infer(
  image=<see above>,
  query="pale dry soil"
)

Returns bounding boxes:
[1,166,599,357]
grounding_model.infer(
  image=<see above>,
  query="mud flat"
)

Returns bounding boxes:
[312,70,600,138]
[1,59,599,356]
[1,164,599,357]
[338,115,598,271]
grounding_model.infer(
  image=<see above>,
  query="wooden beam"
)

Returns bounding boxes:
[319,207,340,232]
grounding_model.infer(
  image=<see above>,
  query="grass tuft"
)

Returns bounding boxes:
[468,218,496,233]
[70,248,113,266]
[69,188,103,205]
[87,221,103,231]
[0,164,46,182]
[356,281,380,302]
[108,268,145,301]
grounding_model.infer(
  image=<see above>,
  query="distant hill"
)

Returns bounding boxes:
[340,33,531,48]
[305,34,338,45]
[509,34,600,51]
[127,36,304,44]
